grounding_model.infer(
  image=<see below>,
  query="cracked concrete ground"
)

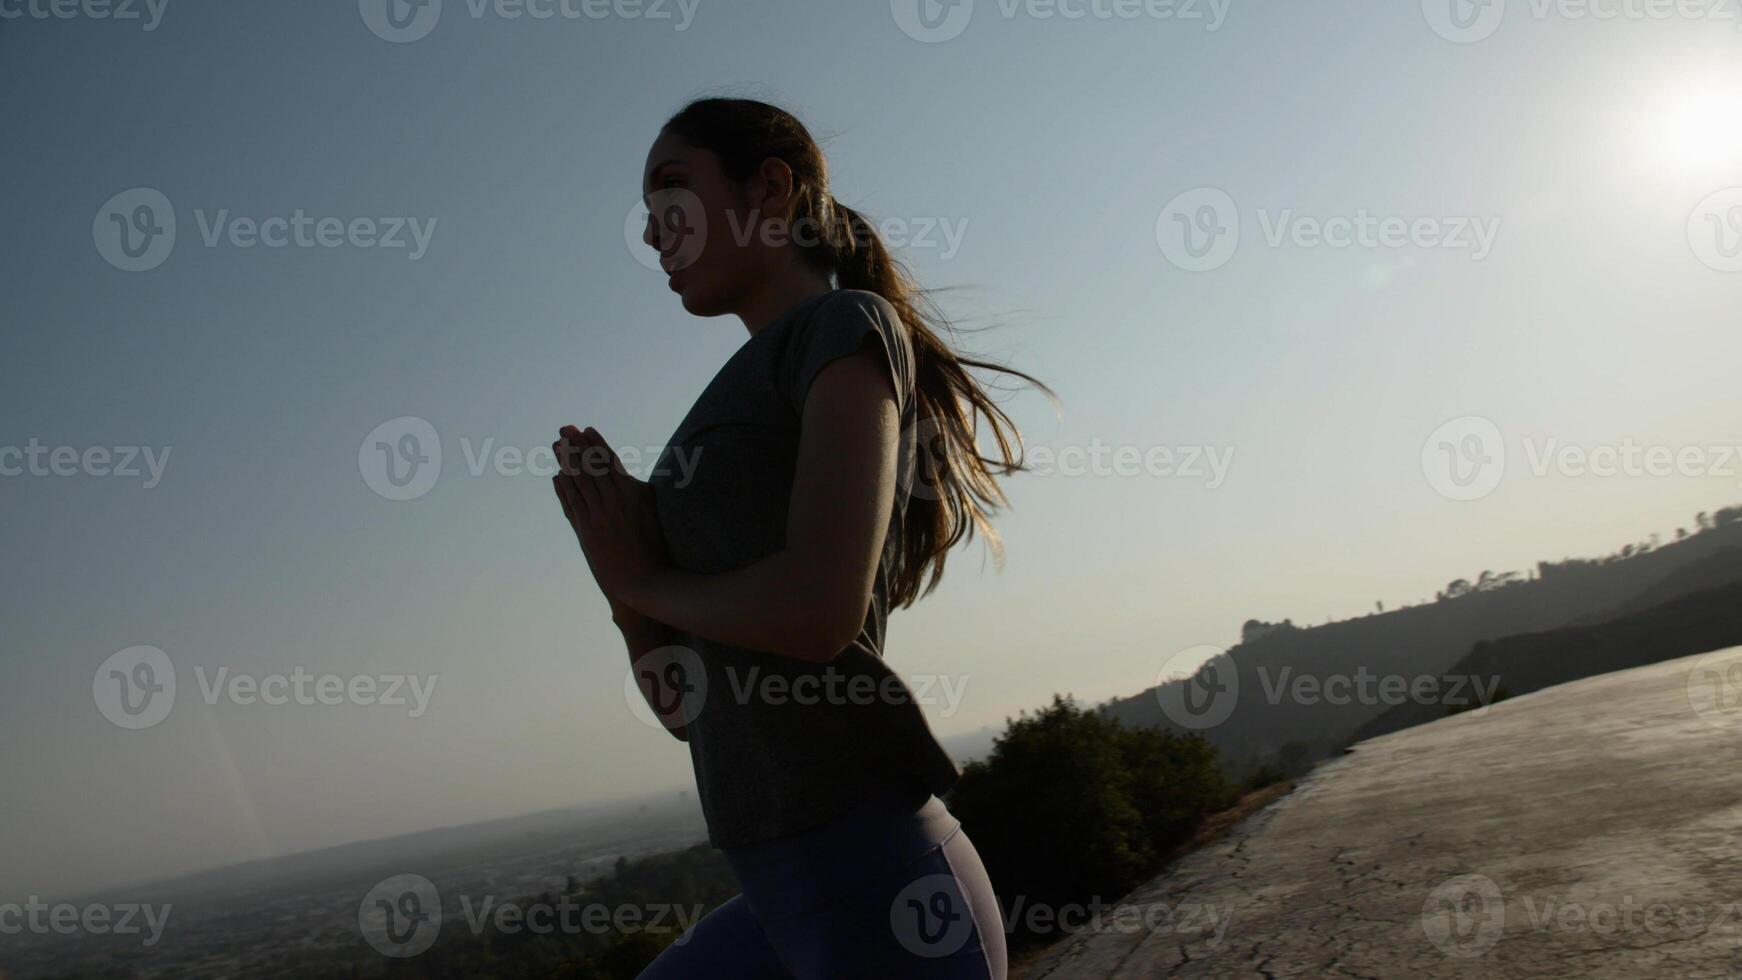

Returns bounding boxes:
[1017,645,1742,979]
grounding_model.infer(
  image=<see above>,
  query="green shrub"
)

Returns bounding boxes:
[946,695,1234,948]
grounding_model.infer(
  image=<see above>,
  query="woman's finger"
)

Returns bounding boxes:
[589,462,626,521]
[553,473,588,528]
[583,428,656,524]
[571,454,604,522]
[602,440,647,504]
[559,425,589,469]
[590,428,631,479]
[553,437,582,478]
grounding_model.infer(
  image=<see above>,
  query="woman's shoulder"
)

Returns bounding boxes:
[818,288,900,323]
[800,289,908,355]
[779,288,914,413]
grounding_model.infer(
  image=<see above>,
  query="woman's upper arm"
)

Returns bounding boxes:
[782,340,902,643]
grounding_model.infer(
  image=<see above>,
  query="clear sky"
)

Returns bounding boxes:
[3,0,1740,902]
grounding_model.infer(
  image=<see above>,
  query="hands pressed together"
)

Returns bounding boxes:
[550,425,668,625]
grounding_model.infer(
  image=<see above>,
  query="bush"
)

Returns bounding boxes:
[946,695,1234,948]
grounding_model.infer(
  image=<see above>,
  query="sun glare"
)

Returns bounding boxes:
[1649,73,1742,175]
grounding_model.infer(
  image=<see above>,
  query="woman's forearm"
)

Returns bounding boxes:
[616,611,690,742]
[623,549,871,664]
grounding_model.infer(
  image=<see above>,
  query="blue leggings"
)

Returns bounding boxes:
[637,788,1007,979]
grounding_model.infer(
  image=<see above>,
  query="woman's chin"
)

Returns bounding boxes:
[669,269,704,308]
[673,276,731,317]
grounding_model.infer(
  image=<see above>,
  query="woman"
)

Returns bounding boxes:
[551,97,1047,980]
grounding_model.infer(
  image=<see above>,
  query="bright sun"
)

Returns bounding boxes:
[1650,73,1742,175]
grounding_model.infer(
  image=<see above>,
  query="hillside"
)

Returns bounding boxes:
[1354,578,1742,742]
[1098,512,1742,776]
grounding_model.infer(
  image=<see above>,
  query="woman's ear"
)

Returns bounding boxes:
[750,155,798,219]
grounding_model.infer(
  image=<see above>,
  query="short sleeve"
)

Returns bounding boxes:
[783,290,914,417]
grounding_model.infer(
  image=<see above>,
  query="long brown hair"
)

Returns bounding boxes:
[662,96,1053,607]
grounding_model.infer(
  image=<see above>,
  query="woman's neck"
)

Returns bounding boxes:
[738,264,835,337]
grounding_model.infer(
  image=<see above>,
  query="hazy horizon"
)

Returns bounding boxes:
[5,0,1741,904]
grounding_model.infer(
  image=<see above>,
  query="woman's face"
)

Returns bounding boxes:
[641,128,779,318]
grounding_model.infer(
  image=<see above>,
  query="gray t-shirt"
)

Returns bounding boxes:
[648,288,961,849]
